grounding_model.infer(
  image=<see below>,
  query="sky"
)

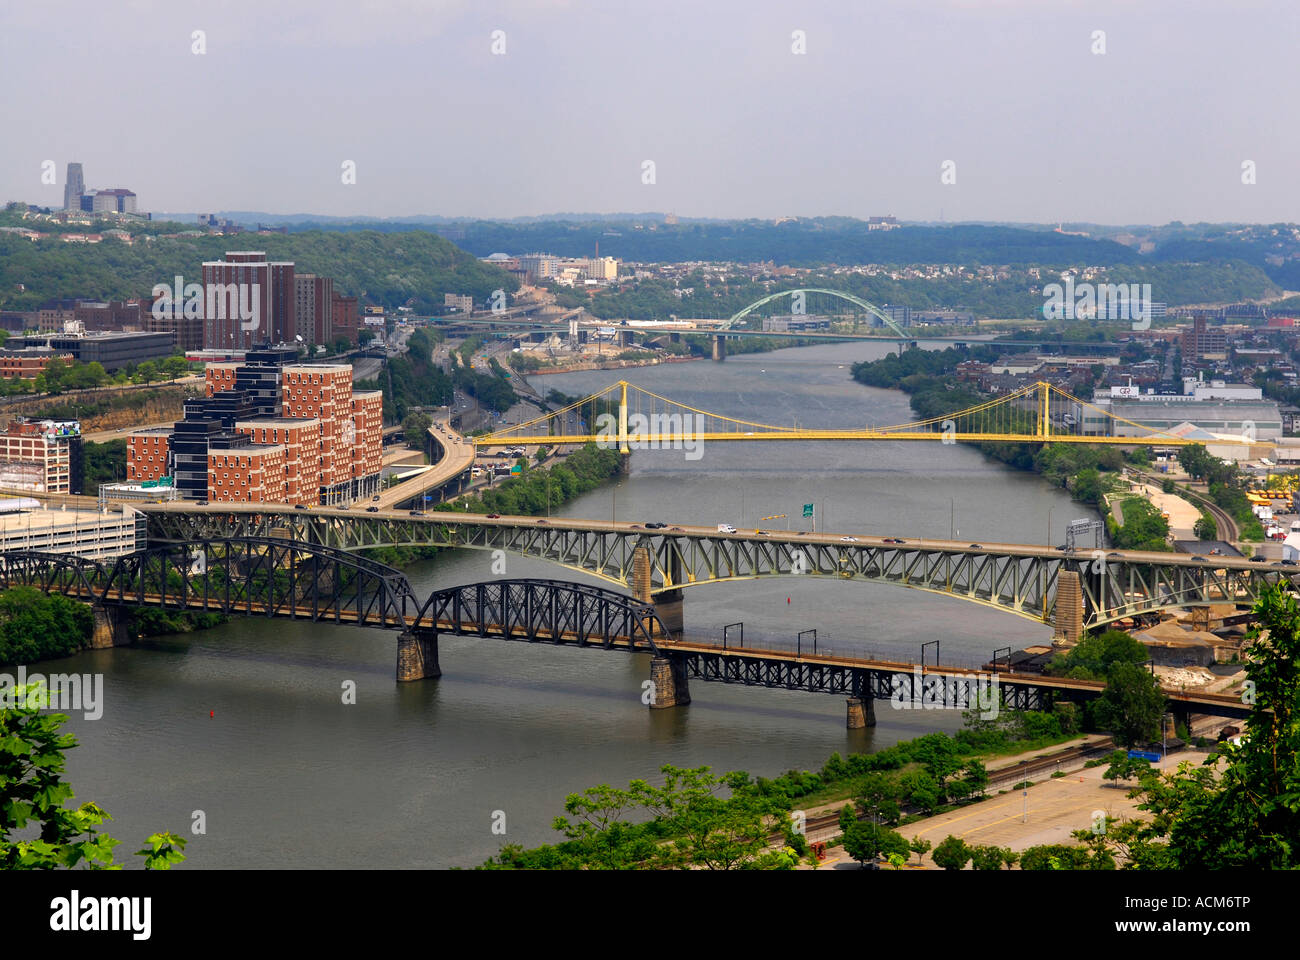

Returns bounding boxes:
[2,0,1298,225]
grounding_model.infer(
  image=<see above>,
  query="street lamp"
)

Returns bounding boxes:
[1047,506,1054,546]
[1021,760,1028,823]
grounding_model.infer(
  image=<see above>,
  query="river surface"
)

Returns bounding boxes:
[51,341,1082,868]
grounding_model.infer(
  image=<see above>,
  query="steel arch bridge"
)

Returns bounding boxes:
[721,288,908,337]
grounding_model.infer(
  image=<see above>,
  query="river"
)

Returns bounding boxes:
[50,341,1081,868]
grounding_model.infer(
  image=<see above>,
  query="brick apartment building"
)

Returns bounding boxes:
[127,429,172,483]
[125,348,381,505]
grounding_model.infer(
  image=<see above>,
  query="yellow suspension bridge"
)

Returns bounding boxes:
[474,380,1213,449]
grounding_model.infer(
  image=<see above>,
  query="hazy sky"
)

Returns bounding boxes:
[3,0,1297,224]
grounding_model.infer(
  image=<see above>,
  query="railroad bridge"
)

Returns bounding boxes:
[0,540,1252,727]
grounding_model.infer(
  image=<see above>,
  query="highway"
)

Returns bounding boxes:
[369,420,475,510]
[135,500,1297,573]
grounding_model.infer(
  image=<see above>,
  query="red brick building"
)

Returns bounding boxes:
[127,430,171,482]
[331,293,359,344]
[0,349,72,380]
[208,445,287,503]
[351,390,384,483]
[282,365,354,502]
[235,417,321,505]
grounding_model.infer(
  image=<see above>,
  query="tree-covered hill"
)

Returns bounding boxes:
[0,227,518,312]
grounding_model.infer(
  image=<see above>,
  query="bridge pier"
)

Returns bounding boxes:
[845,697,876,729]
[89,604,131,649]
[711,335,726,362]
[396,629,441,682]
[1053,569,1084,645]
[649,656,690,709]
[633,546,683,638]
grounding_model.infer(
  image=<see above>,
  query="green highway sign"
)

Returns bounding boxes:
[802,503,814,518]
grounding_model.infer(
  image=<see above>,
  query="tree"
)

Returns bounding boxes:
[842,821,909,868]
[1194,511,1217,540]
[854,772,902,824]
[960,759,989,798]
[1,683,187,869]
[969,844,1006,871]
[908,836,931,866]
[403,411,433,449]
[162,356,189,381]
[1094,661,1165,747]
[931,835,971,870]
[1112,583,1300,869]
[135,360,160,384]
[1102,750,1152,787]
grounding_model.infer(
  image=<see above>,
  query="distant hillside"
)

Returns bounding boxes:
[0,228,518,312]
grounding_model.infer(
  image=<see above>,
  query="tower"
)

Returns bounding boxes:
[64,162,85,211]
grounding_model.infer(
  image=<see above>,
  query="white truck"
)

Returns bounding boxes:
[717,523,737,534]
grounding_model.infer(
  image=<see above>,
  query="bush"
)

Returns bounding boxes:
[931,835,972,870]
[0,588,94,666]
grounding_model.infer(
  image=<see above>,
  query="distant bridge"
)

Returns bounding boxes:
[472,379,1213,450]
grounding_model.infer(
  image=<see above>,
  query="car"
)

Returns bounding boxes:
[536,519,549,525]
[1283,558,1297,567]
[409,510,426,516]
[1056,545,1068,552]
[366,506,379,512]
[884,537,905,544]
[1190,556,1207,562]
[840,536,859,543]
[969,543,983,549]
[372,495,381,502]
[1108,552,1122,559]
[486,513,501,519]
[1250,556,1266,562]
[755,530,769,536]
[796,531,808,535]
[644,522,667,529]
[295,504,308,510]
[629,524,641,529]
[670,527,684,532]
[197,500,208,506]
[717,524,738,534]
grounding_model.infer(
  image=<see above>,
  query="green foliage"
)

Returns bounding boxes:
[1020,843,1112,870]
[1109,497,1171,552]
[908,835,931,865]
[1045,629,1149,681]
[931,835,972,870]
[483,764,787,870]
[364,327,453,422]
[0,229,516,313]
[1194,510,1218,540]
[0,588,93,666]
[842,821,909,867]
[83,439,127,488]
[1101,749,1153,785]
[403,411,433,449]
[0,682,186,869]
[1094,661,1166,747]
[1101,583,1300,869]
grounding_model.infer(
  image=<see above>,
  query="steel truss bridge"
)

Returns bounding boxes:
[473,379,1212,450]
[0,541,1251,720]
[139,504,1300,635]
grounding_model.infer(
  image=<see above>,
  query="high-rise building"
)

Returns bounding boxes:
[294,274,333,345]
[331,293,358,343]
[64,163,85,211]
[91,189,137,214]
[202,252,295,350]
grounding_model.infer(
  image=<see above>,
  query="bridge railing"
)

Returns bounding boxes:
[671,630,996,671]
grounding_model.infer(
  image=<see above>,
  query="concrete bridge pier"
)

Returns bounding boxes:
[396,629,441,682]
[632,546,683,638]
[845,697,876,729]
[649,656,690,709]
[711,335,726,362]
[89,604,131,649]
[1052,569,1084,645]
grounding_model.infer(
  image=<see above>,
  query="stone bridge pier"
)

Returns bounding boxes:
[649,656,690,709]
[397,628,441,682]
[632,546,683,638]
[89,604,131,648]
